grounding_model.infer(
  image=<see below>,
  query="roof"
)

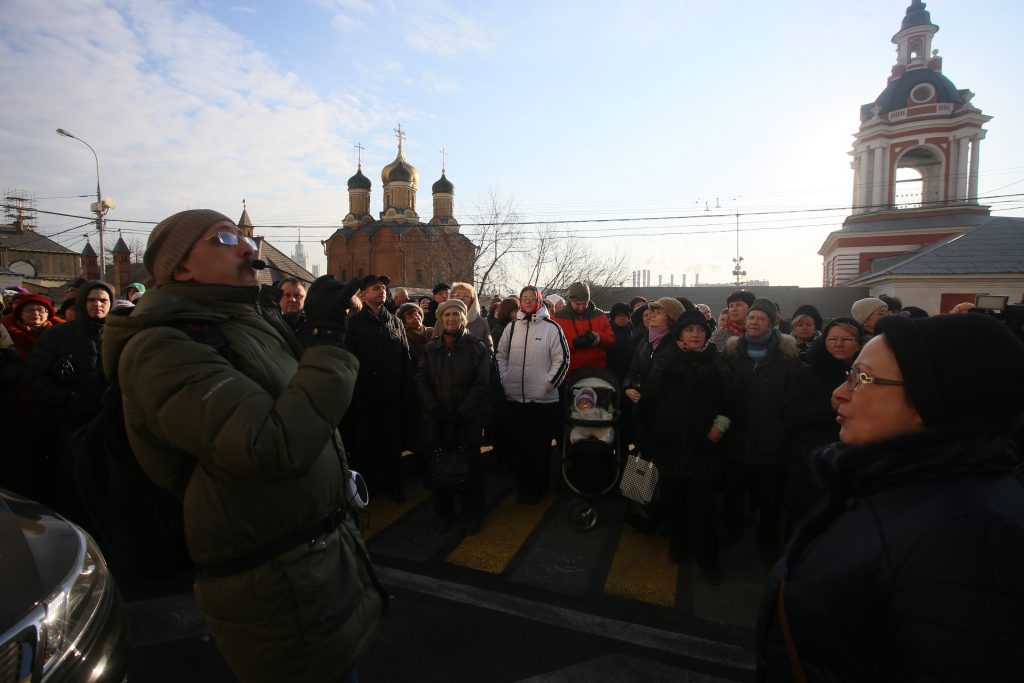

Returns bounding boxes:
[82,242,97,257]
[112,236,130,253]
[255,239,315,286]
[347,167,372,190]
[0,226,77,255]
[900,0,935,32]
[862,68,965,119]
[431,173,454,194]
[845,216,1024,284]
[841,210,991,233]
[328,220,470,242]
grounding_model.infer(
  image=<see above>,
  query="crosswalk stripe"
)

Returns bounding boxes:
[361,479,432,541]
[446,491,555,574]
[603,526,677,607]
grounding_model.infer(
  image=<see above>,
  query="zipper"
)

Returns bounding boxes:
[520,317,529,403]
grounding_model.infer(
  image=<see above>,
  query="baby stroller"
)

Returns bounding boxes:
[561,367,622,530]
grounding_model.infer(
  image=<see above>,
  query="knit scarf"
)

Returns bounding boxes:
[724,317,746,337]
[744,329,773,363]
[648,324,670,350]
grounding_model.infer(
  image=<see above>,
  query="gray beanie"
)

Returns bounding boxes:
[567,281,590,301]
[851,297,888,325]
[436,299,468,319]
[144,209,234,284]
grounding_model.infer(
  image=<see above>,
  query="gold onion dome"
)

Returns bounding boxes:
[381,153,418,189]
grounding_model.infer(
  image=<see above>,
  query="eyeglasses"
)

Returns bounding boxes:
[281,293,305,301]
[826,336,857,345]
[844,369,904,391]
[203,230,257,251]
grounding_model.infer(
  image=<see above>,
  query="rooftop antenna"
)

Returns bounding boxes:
[732,196,746,286]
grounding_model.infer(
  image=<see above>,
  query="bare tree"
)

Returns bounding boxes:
[469,190,524,297]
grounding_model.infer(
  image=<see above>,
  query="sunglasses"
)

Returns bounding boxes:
[203,230,258,252]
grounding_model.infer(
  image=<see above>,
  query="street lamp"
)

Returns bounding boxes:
[56,128,113,274]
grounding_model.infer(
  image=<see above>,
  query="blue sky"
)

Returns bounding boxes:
[2,0,1021,288]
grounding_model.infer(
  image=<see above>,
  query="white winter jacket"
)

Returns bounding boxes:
[496,305,570,404]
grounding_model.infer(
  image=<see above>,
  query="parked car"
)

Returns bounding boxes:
[0,488,130,682]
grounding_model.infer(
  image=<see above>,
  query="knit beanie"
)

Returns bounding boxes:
[628,297,647,310]
[726,290,756,307]
[851,297,887,325]
[546,294,565,309]
[749,298,778,326]
[674,308,712,339]
[144,209,234,284]
[874,313,1024,429]
[649,297,684,326]
[574,387,597,409]
[609,302,630,318]
[13,293,56,320]
[396,302,422,321]
[436,298,468,319]
[126,282,147,295]
[792,304,823,330]
[823,316,863,340]
[567,281,590,301]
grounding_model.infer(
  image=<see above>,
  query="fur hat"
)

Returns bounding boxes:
[649,297,684,325]
[792,304,823,330]
[436,299,468,319]
[145,209,234,284]
[749,298,778,326]
[875,313,1024,429]
[726,290,756,307]
[851,297,888,325]
[567,281,590,301]
[432,282,451,295]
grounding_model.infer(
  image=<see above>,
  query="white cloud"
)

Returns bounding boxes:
[404,2,492,57]
[331,13,364,30]
[0,0,388,250]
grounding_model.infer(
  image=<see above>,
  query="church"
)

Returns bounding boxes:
[819,0,1024,312]
[324,127,476,288]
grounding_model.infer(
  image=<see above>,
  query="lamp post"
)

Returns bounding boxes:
[56,128,107,274]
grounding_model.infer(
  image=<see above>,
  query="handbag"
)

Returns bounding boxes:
[619,451,659,505]
[430,445,472,492]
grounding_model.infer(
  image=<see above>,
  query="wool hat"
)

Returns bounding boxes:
[573,387,597,409]
[567,281,590,301]
[822,316,863,340]
[13,293,56,320]
[436,298,468,319]
[628,296,647,310]
[546,294,565,309]
[648,297,684,325]
[359,274,390,290]
[851,297,888,325]
[144,209,234,284]
[749,298,778,326]
[792,304,823,330]
[726,290,756,307]
[126,282,146,295]
[874,313,1024,429]
[609,302,631,318]
[432,282,451,295]
[675,308,712,338]
[395,302,422,320]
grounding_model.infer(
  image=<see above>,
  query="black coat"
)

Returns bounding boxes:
[636,343,732,480]
[344,305,411,405]
[415,329,490,447]
[757,428,1024,682]
[784,336,849,455]
[607,320,635,384]
[25,312,107,424]
[723,332,802,465]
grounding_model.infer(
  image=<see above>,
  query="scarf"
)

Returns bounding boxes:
[744,329,773,363]
[724,317,745,337]
[648,324,670,350]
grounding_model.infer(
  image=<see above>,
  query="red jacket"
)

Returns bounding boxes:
[554,303,614,376]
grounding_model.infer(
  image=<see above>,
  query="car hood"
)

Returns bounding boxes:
[0,489,81,626]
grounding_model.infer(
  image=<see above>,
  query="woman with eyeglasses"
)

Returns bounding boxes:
[758,314,1024,682]
[782,317,864,532]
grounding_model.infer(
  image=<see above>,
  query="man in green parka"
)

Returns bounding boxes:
[102,209,386,683]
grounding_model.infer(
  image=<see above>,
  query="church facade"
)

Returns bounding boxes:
[325,132,475,288]
[818,0,1023,313]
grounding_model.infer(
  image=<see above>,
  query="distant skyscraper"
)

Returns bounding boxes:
[291,229,309,272]
[312,263,320,277]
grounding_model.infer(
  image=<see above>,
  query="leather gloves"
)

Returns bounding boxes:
[304,275,362,347]
[572,330,600,349]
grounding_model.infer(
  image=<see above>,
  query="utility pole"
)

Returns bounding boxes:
[57,129,114,273]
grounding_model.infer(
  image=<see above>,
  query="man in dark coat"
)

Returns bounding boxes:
[277,276,313,348]
[26,279,113,523]
[721,298,802,564]
[423,282,449,327]
[344,274,412,502]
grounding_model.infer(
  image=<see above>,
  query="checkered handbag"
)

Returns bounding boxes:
[619,452,659,505]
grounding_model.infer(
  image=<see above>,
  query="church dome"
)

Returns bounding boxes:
[347,166,371,190]
[431,172,454,194]
[381,153,418,189]
[865,68,964,118]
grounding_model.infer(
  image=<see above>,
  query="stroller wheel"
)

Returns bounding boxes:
[569,501,598,531]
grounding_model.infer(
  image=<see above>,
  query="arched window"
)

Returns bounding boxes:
[341,268,348,280]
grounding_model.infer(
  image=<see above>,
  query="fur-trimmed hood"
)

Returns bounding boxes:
[724,329,798,360]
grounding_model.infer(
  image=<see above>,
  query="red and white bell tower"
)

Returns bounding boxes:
[820,0,993,287]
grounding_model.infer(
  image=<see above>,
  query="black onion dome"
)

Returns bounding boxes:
[347,167,371,190]
[388,161,413,182]
[901,0,936,31]
[431,172,454,193]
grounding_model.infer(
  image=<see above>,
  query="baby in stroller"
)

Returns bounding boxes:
[569,387,614,445]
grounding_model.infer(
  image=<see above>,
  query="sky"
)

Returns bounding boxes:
[2,0,1022,288]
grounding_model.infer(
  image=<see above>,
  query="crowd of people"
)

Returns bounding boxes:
[3,208,1024,680]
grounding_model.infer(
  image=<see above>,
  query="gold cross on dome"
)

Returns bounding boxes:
[440,147,447,173]
[394,124,406,154]
[354,142,365,167]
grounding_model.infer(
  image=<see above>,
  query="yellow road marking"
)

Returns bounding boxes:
[446,492,555,574]
[361,479,431,541]
[603,526,677,607]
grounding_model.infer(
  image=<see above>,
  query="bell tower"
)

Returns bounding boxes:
[820,0,993,287]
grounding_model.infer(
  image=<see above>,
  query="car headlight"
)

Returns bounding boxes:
[40,530,110,678]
